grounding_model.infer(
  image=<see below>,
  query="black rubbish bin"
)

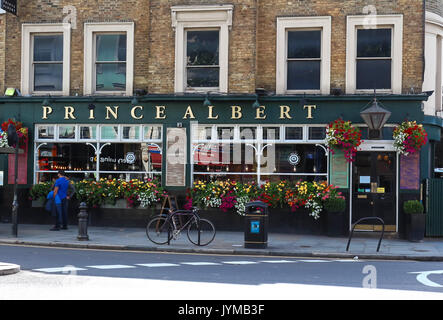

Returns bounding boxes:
[244,201,269,249]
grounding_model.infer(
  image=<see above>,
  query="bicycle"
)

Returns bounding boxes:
[146,207,216,246]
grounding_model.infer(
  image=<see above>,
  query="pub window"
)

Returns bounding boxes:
[79,125,97,140]
[58,125,76,140]
[95,34,127,92]
[122,125,140,140]
[186,30,220,89]
[285,126,303,140]
[143,125,162,141]
[308,126,326,140]
[33,35,64,92]
[356,28,392,90]
[37,125,55,140]
[287,30,321,91]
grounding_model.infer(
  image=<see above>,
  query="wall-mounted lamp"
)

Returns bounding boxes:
[203,93,211,107]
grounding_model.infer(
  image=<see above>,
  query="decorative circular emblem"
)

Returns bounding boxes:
[288,152,300,166]
[125,152,136,164]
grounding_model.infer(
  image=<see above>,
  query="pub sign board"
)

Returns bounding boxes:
[1,0,17,15]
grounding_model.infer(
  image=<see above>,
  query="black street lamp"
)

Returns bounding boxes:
[360,94,391,136]
[7,124,19,237]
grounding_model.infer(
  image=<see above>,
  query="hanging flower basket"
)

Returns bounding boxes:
[325,119,362,163]
[1,119,29,150]
[393,121,428,156]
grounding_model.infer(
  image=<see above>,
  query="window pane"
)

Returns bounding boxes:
[37,126,55,139]
[287,30,321,59]
[356,59,391,90]
[96,34,127,62]
[308,127,326,140]
[187,67,219,88]
[101,126,119,140]
[240,127,257,140]
[186,30,219,66]
[33,35,63,61]
[80,126,97,140]
[285,127,303,140]
[96,63,126,91]
[262,144,327,175]
[59,125,76,139]
[217,127,234,140]
[122,126,140,140]
[193,125,212,141]
[37,143,92,172]
[34,63,63,91]
[143,126,162,141]
[357,29,391,58]
[287,60,321,90]
[263,127,280,140]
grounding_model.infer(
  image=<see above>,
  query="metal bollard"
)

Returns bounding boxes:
[77,202,89,241]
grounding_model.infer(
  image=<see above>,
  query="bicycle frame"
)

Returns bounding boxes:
[165,209,202,245]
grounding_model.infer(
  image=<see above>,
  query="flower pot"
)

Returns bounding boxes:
[327,211,345,237]
[407,213,426,242]
[101,199,127,209]
[31,199,45,207]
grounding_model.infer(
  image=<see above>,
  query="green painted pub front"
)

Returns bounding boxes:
[0,93,441,235]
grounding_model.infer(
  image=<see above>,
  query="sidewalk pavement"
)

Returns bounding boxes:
[1,223,443,263]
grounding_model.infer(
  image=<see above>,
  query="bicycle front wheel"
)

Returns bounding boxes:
[187,218,216,246]
[146,216,172,245]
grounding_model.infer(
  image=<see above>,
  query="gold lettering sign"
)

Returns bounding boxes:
[207,105,219,120]
[255,106,266,120]
[64,106,76,120]
[42,106,53,120]
[304,105,317,119]
[155,106,166,119]
[131,105,143,120]
[105,106,119,120]
[89,108,95,120]
[182,105,195,119]
[279,105,292,119]
[231,106,242,119]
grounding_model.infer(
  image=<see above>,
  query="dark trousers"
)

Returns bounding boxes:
[54,198,68,228]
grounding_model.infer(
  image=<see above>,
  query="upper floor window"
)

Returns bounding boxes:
[346,15,403,94]
[84,22,134,96]
[172,5,233,93]
[276,16,331,95]
[186,29,220,89]
[21,24,71,96]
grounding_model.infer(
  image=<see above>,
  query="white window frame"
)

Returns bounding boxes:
[21,23,71,96]
[276,16,331,95]
[171,5,232,93]
[346,15,403,94]
[84,22,134,96]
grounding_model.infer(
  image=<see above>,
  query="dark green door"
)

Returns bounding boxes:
[352,152,397,232]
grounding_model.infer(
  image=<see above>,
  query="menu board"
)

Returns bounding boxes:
[329,150,349,188]
[165,127,187,187]
[400,152,420,190]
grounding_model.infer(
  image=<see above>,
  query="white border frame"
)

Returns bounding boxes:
[171,5,233,94]
[21,23,71,96]
[84,22,134,96]
[346,15,403,94]
[276,16,331,95]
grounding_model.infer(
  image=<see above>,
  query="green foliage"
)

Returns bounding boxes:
[403,200,424,214]
[29,182,53,201]
[324,197,346,213]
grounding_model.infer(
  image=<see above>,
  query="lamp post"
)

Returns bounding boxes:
[360,93,391,138]
[7,124,19,237]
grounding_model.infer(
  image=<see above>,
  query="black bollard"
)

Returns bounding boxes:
[77,202,89,241]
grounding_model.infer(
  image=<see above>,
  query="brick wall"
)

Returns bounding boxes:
[2,0,425,95]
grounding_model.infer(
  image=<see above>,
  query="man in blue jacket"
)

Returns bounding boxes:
[50,170,70,231]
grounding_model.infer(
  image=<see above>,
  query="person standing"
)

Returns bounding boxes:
[50,170,70,231]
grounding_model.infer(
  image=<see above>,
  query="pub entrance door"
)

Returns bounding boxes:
[352,151,397,232]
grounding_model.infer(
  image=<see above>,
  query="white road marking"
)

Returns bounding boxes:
[260,260,297,264]
[181,262,222,266]
[409,270,443,288]
[33,266,87,273]
[86,265,136,270]
[298,259,331,263]
[136,263,180,267]
[222,261,259,265]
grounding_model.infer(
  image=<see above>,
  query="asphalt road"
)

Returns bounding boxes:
[1,244,443,300]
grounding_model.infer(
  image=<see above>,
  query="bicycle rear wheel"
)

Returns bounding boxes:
[187,218,216,246]
[146,216,172,245]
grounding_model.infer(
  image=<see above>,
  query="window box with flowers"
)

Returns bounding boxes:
[393,121,428,156]
[325,119,362,163]
[0,119,28,154]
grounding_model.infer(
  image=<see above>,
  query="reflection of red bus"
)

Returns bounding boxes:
[148,146,162,169]
[193,145,230,166]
